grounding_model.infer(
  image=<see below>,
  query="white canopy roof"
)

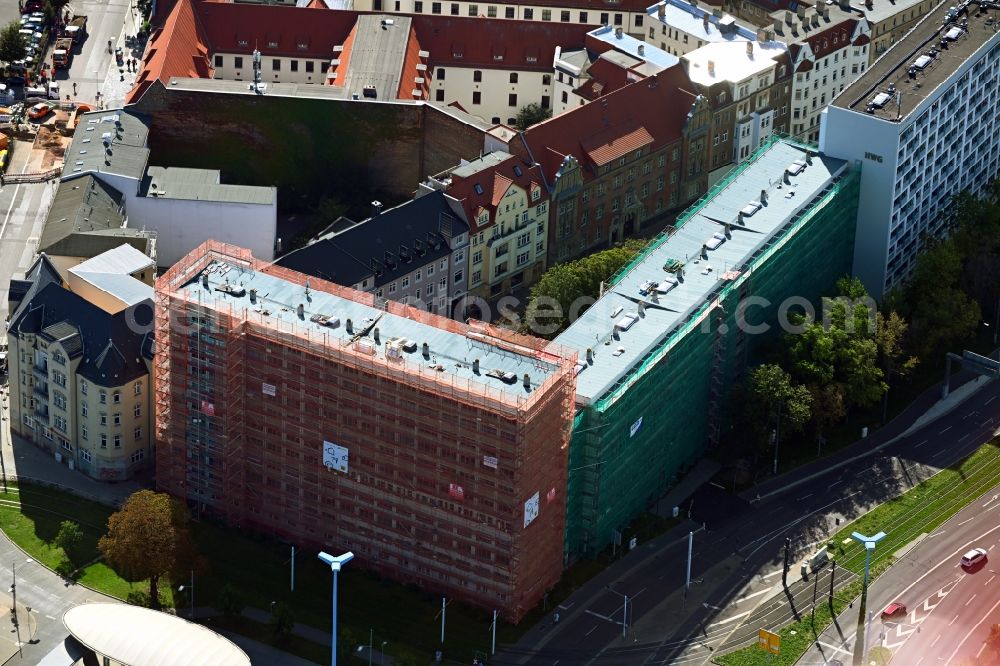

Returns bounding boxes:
[63,603,251,666]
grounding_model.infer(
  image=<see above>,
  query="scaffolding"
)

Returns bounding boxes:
[155,241,577,622]
[564,156,862,556]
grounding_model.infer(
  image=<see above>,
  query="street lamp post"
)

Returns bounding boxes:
[177,569,194,619]
[318,551,354,666]
[850,531,886,666]
[380,640,388,665]
[606,586,629,640]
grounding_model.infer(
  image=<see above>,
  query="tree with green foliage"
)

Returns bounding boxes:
[743,363,812,450]
[523,238,647,337]
[219,583,244,618]
[269,601,296,642]
[98,490,197,610]
[0,21,27,64]
[898,237,981,359]
[513,103,552,131]
[54,520,84,562]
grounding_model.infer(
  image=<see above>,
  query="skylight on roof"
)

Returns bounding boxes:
[474,183,484,195]
[513,165,523,177]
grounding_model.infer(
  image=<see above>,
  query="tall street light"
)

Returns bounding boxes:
[177,569,194,619]
[318,551,354,666]
[850,531,886,666]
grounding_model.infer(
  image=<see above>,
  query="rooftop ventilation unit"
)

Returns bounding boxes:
[485,368,518,383]
[616,312,640,331]
[309,314,341,328]
[740,201,763,217]
[215,283,246,297]
[705,231,727,250]
[787,159,806,176]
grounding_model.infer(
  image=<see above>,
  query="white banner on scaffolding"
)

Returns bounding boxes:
[322,441,348,473]
[262,382,276,396]
[630,416,643,438]
[523,491,540,528]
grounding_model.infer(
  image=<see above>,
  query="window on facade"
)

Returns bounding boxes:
[113,391,121,404]
[272,59,280,71]
[614,13,623,24]
[114,413,121,426]
[468,4,477,14]
[402,276,410,288]
[454,270,464,282]
[523,7,533,18]
[505,6,515,17]
[601,12,609,23]
[432,1,441,12]
[234,56,243,69]
[436,89,445,101]
[114,434,122,449]
[509,72,518,83]
[306,61,315,73]
[561,10,570,21]
[100,414,107,426]
[542,9,551,20]
[473,91,481,104]
[388,282,397,294]
[100,434,107,449]
[131,449,144,464]
[99,391,106,404]
[82,425,88,441]
[290,60,299,72]
[414,0,423,10]
[214,55,223,67]
[134,404,142,418]
[508,93,517,106]
[487,5,496,16]
[580,11,588,21]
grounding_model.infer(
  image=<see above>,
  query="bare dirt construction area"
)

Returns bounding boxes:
[34,121,71,169]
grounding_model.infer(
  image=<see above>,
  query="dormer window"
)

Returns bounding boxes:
[474,183,484,195]
[493,54,504,61]
[237,39,249,47]
[268,40,279,48]
[297,41,309,50]
[531,187,541,201]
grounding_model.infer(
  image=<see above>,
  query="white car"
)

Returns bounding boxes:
[961,547,988,569]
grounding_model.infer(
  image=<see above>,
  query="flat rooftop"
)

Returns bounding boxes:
[141,166,276,205]
[341,15,413,101]
[178,256,569,404]
[63,110,150,181]
[554,139,848,405]
[684,39,787,85]
[832,0,1000,121]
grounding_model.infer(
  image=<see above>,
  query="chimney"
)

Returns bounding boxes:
[756,28,766,41]
[373,327,380,344]
[297,303,305,319]
[422,342,430,358]
[773,17,782,33]
[796,4,805,17]
[701,243,709,258]
[811,12,819,27]
[746,41,754,57]
[586,348,594,363]
[821,4,829,18]
[615,26,623,38]
[708,60,716,75]
[690,0,697,6]
[785,9,793,23]
[201,272,209,288]
[523,373,531,389]
[473,358,480,374]
[657,1,666,17]
[346,318,353,334]
[638,301,646,316]
[638,44,645,56]
[371,200,383,217]
[249,288,257,304]
[703,13,710,30]
[724,223,732,238]
[760,188,768,203]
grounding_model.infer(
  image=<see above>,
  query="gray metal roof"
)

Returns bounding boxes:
[40,175,126,254]
[62,110,151,181]
[140,166,276,205]
[182,259,561,397]
[553,139,848,405]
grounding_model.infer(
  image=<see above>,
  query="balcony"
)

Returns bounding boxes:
[33,407,50,425]
[33,383,49,401]
[31,364,48,381]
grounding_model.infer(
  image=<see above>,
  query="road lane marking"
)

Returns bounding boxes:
[762,569,784,580]
[585,625,597,636]
[707,609,753,628]
[931,450,945,459]
[986,575,995,586]
[798,493,813,501]
[986,396,996,406]
[940,426,952,434]
[946,595,1000,665]
[984,495,999,508]
[914,439,928,448]
[965,594,977,606]
[949,614,960,626]
[817,640,853,656]
[931,634,941,647]
[959,434,970,442]
[738,587,773,602]
[959,518,974,526]
[584,610,614,622]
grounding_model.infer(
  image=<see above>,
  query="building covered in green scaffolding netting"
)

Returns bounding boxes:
[553,136,861,557]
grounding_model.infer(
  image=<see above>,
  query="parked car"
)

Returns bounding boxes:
[961,548,988,569]
[27,102,50,121]
[880,602,907,620]
[5,74,26,86]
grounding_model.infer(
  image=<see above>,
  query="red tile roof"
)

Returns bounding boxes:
[197,2,358,59]
[581,123,653,166]
[444,154,547,234]
[522,65,696,184]
[129,0,212,103]
[396,26,429,99]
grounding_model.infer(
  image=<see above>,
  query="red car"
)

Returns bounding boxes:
[880,602,907,621]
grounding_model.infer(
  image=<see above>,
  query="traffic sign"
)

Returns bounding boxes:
[758,628,780,655]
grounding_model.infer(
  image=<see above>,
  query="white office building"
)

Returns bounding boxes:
[820,0,1000,297]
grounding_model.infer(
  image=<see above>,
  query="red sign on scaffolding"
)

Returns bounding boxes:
[200,400,215,416]
[547,487,557,503]
[449,483,465,500]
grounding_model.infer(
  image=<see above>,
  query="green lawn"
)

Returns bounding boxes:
[714,439,1000,665]
[829,440,1000,575]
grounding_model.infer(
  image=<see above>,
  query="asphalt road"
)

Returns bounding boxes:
[496,377,1000,666]
[799,481,1000,665]
[49,0,135,106]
